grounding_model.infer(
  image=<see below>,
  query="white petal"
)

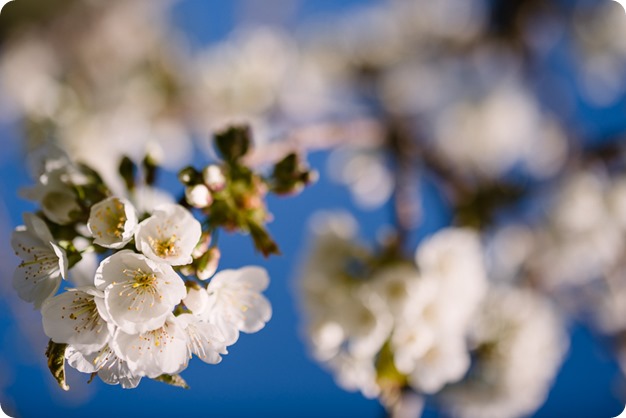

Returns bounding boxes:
[41,289,110,354]
[12,261,61,309]
[183,286,210,315]
[66,345,142,389]
[134,204,201,266]
[177,314,227,364]
[206,267,272,336]
[111,317,189,378]
[69,251,98,288]
[23,213,54,243]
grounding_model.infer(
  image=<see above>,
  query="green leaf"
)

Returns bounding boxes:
[178,166,201,186]
[270,152,317,195]
[247,221,281,258]
[142,154,159,186]
[45,340,69,391]
[153,374,190,389]
[214,125,252,163]
[118,156,137,191]
[375,340,407,391]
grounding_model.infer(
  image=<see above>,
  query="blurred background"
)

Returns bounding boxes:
[1,0,626,417]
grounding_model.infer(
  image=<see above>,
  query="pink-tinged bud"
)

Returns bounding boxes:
[197,247,221,281]
[192,231,212,259]
[185,184,213,208]
[202,165,226,192]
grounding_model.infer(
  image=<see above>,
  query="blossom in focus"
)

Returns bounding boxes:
[88,197,138,249]
[111,315,189,379]
[66,344,142,389]
[94,251,186,334]
[11,214,68,309]
[177,313,228,365]
[135,204,202,266]
[201,266,273,345]
[41,288,111,354]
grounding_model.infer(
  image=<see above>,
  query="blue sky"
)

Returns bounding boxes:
[1,0,626,417]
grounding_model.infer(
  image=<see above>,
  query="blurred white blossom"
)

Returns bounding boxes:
[442,287,568,418]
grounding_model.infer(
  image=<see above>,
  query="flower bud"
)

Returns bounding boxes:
[185,185,213,208]
[203,165,226,192]
[183,284,210,315]
[197,247,221,281]
[178,166,201,185]
[193,230,212,259]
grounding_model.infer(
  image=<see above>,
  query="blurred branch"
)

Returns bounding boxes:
[385,117,419,250]
[243,118,384,166]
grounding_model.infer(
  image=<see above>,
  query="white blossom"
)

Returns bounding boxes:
[531,171,626,289]
[404,334,471,394]
[327,146,394,209]
[177,313,228,364]
[387,228,488,394]
[21,167,85,225]
[328,352,381,399]
[370,263,422,315]
[441,287,569,418]
[68,249,98,288]
[95,251,186,334]
[88,197,138,249]
[111,315,189,378]
[66,344,141,389]
[415,228,488,331]
[41,287,111,354]
[202,266,272,345]
[11,214,68,309]
[130,186,175,217]
[135,204,202,266]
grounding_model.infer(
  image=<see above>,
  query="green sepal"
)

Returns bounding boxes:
[142,154,159,186]
[214,125,252,163]
[45,340,69,391]
[375,340,408,392]
[247,220,280,258]
[270,152,317,195]
[178,166,201,186]
[153,374,190,389]
[118,156,137,192]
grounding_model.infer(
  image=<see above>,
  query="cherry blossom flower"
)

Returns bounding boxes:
[202,266,272,345]
[11,214,68,309]
[441,287,569,418]
[88,197,138,249]
[177,313,228,364]
[95,251,186,334]
[21,166,86,225]
[135,204,202,266]
[111,315,189,378]
[66,344,142,389]
[41,287,111,354]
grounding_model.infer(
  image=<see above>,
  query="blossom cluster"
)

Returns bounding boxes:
[298,213,567,416]
[11,146,275,390]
